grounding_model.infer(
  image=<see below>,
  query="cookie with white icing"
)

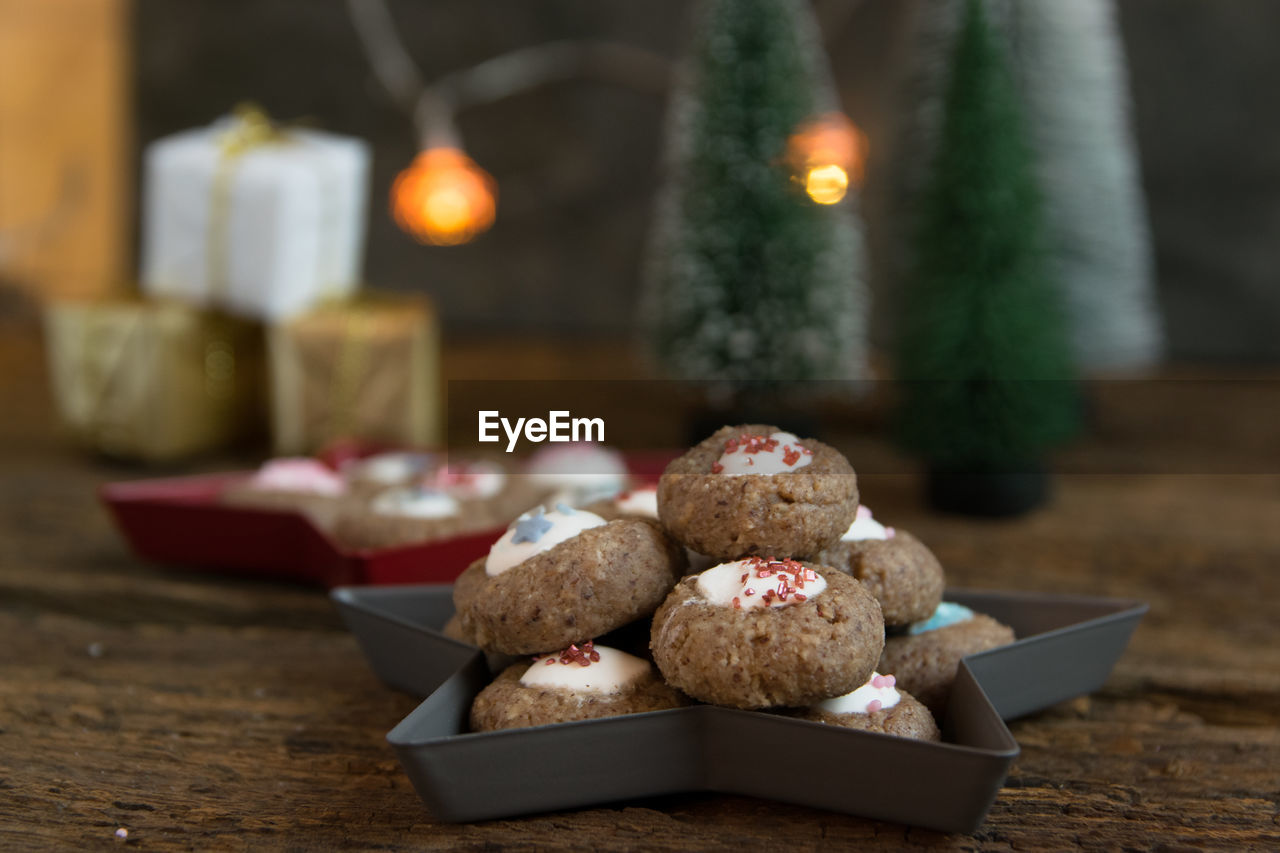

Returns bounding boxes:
[657,425,858,560]
[342,451,440,495]
[649,558,883,709]
[582,484,660,522]
[220,457,351,530]
[454,504,685,655]
[328,485,499,550]
[794,672,940,741]
[469,642,689,732]
[524,444,631,507]
[815,505,945,627]
[879,602,1016,716]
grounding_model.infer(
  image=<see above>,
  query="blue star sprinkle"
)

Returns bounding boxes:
[511,507,554,544]
[555,502,576,515]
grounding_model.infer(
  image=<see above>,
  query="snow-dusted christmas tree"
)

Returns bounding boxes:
[642,0,869,388]
[886,0,1162,371]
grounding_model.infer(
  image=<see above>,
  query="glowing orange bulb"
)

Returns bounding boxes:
[804,163,850,204]
[786,113,867,204]
[391,148,497,246]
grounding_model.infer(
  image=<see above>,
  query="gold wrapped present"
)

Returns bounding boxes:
[44,299,265,460]
[268,295,441,454]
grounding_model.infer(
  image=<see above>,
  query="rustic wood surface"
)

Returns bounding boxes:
[2,330,1279,851]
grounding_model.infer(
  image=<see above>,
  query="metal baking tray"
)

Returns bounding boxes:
[331,585,1145,831]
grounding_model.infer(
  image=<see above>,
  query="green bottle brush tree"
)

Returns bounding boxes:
[895,0,1079,516]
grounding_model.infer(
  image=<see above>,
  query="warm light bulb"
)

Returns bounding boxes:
[804,164,849,204]
[786,113,866,204]
[391,148,497,246]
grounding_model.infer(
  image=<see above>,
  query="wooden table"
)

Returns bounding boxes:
[2,330,1278,850]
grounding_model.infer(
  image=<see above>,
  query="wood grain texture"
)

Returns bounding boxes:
[2,331,1279,850]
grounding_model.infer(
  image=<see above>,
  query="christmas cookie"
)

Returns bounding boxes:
[525,443,631,507]
[469,642,689,732]
[815,506,945,627]
[582,484,660,522]
[329,485,492,550]
[221,457,349,529]
[879,602,1016,716]
[454,504,685,655]
[431,457,534,521]
[649,558,883,709]
[794,672,940,741]
[441,612,477,646]
[657,425,858,560]
[343,451,439,494]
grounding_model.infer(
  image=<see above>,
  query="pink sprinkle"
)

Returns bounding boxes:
[867,699,882,713]
[886,527,896,539]
[884,674,896,687]
[857,505,871,520]
[115,828,128,840]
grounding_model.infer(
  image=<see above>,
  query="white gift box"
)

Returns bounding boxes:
[140,114,371,321]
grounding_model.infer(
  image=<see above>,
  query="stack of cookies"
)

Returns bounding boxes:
[453,425,1015,736]
[219,444,635,551]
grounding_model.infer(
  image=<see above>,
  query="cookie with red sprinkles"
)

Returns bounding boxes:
[469,642,690,731]
[657,424,858,560]
[649,559,884,709]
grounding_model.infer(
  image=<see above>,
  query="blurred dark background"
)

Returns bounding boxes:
[5,0,1278,360]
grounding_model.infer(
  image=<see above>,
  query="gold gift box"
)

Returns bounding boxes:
[44,299,265,461]
[268,295,441,455]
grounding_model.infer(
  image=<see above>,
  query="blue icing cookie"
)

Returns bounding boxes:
[907,601,975,636]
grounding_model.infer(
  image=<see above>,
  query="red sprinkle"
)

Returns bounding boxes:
[732,597,741,610]
[551,640,600,667]
[711,462,724,474]
[782,446,801,466]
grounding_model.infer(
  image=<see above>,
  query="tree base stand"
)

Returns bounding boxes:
[926,465,1050,517]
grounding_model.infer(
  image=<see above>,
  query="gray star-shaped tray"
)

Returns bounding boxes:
[332,585,1145,833]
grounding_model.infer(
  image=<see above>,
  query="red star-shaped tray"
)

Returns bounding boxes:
[332,584,1145,833]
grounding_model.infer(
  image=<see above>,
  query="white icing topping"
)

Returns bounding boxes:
[347,452,437,486]
[484,504,607,577]
[250,458,346,496]
[432,459,505,499]
[713,431,813,476]
[841,505,896,541]
[525,444,629,503]
[370,487,459,519]
[613,486,659,519]
[519,644,650,694]
[816,673,901,715]
[695,557,827,610]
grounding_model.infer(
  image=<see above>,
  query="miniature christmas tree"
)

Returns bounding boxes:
[885,0,1161,371]
[895,0,1078,515]
[642,0,868,391]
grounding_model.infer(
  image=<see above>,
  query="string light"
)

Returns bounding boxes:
[390,148,497,246]
[787,112,866,205]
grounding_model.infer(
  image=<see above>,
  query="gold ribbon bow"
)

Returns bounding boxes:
[206,103,294,298]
